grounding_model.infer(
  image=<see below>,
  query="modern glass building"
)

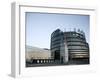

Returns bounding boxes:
[50,29,89,64]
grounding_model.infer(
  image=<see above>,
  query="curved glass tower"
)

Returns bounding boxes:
[51,29,89,64]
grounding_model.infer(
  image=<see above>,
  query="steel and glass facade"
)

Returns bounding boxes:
[50,29,89,63]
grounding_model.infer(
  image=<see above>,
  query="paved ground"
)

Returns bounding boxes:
[26,59,89,67]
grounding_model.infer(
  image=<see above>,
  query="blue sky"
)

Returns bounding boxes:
[26,12,89,49]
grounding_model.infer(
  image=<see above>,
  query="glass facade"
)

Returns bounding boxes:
[50,29,89,63]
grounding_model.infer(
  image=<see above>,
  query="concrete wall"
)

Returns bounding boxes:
[26,46,51,60]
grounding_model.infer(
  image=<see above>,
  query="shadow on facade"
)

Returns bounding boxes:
[26,28,90,67]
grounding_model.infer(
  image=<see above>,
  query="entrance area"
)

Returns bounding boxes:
[54,50,60,60]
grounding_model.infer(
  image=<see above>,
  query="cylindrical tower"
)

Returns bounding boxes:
[50,29,62,60]
[64,31,89,60]
[50,29,89,64]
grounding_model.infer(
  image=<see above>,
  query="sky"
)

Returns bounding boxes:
[26,12,89,49]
